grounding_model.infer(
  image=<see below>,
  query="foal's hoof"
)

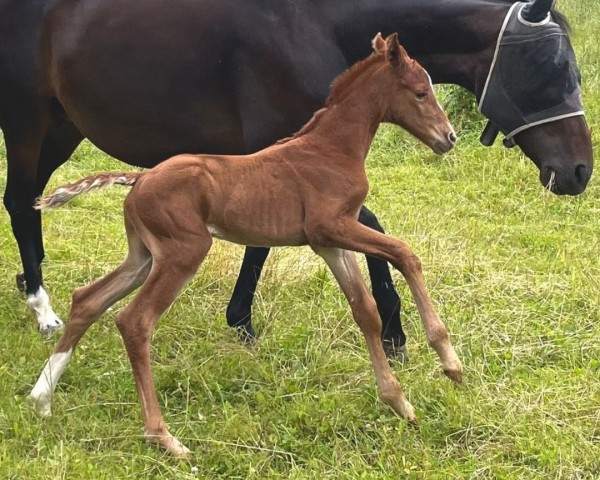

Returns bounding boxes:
[443,368,463,384]
[146,432,191,458]
[382,338,409,363]
[395,398,418,424]
[16,273,26,293]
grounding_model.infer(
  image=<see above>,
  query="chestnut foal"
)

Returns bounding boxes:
[30,34,461,457]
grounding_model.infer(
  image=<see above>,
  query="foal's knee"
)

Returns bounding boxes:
[394,248,422,277]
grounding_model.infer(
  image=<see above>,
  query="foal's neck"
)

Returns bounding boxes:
[299,61,388,162]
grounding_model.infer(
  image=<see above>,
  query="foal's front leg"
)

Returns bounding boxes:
[227,207,407,359]
[314,247,416,421]
[310,221,462,383]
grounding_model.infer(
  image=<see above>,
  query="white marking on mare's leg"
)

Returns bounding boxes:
[28,348,73,417]
[26,287,64,335]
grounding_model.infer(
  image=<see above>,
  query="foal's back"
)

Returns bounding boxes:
[128,130,367,248]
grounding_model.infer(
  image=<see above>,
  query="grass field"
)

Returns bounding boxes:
[1,2,599,478]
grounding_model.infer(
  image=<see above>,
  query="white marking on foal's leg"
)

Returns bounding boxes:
[28,349,73,417]
[26,287,64,335]
[145,430,192,458]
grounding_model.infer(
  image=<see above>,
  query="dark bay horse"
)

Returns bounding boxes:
[0,0,593,350]
[30,34,461,456]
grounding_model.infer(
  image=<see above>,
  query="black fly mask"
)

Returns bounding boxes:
[478,1,584,148]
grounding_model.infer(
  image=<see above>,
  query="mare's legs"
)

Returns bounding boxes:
[226,206,407,357]
[358,207,406,359]
[315,247,416,420]
[226,246,269,339]
[115,235,211,458]
[29,224,152,416]
[4,116,83,333]
[310,221,462,382]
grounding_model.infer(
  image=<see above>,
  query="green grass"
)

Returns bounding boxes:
[1,1,599,478]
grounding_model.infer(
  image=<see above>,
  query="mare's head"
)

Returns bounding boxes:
[479,0,592,195]
[373,33,456,155]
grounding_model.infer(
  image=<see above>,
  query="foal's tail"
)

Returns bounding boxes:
[35,172,143,210]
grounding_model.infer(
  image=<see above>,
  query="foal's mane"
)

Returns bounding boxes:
[326,53,382,106]
[275,53,383,146]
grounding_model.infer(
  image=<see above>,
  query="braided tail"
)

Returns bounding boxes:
[35,172,143,210]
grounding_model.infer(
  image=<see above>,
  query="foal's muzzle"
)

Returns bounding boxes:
[432,130,457,155]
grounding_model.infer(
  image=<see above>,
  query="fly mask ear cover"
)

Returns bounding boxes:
[478,2,584,147]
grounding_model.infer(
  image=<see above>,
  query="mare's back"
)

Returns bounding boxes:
[35,0,346,164]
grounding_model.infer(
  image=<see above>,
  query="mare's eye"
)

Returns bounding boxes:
[416,92,428,100]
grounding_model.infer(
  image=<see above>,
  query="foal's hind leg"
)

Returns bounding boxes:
[116,236,212,458]
[314,247,416,422]
[29,227,152,416]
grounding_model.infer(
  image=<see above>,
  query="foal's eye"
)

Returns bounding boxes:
[416,92,428,101]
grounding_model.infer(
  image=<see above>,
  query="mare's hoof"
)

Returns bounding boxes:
[28,392,53,417]
[38,316,64,336]
[16,273,26,293]
[382,338,409,363]
[235,323,257,344]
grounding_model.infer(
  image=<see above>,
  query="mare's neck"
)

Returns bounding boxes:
[322,0,510,96]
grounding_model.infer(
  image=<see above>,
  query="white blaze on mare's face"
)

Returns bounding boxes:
[26,287,64,334]
[29,348,73,416]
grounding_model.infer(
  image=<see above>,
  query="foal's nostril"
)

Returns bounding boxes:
[448,132,457,144]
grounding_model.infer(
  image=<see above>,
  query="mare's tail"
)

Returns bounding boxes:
[35,172,143,210]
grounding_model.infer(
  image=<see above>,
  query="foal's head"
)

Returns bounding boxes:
[373,33,456,154]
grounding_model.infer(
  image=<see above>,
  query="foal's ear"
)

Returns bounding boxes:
[385,33,409,68]
[372,32,386,55]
